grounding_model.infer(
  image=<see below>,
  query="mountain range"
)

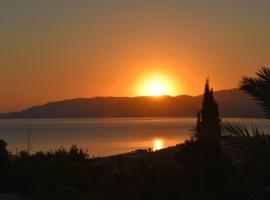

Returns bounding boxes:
[0,89,265,119]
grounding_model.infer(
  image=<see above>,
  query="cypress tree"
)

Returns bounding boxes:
[196,79,222,200]
[196,79,221,146]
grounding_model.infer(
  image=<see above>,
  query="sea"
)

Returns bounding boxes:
[0,118,269,156]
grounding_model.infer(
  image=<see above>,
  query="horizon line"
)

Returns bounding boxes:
[0,87,238,114]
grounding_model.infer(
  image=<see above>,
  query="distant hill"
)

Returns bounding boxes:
[0,89,265,119]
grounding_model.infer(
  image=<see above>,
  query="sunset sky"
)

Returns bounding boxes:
[1,0,270,112]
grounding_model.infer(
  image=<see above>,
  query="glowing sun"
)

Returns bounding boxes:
[153,139,164,151]
[146,81,168,96]
[138,74,178,96]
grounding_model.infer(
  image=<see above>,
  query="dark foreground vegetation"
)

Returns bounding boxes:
[1,67,270,200]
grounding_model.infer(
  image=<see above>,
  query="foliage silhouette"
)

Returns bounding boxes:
[221,67,270,199]
[193,80,225,200]
[193,79,221,142]
[0,139,11,192]
[240,67,270,117]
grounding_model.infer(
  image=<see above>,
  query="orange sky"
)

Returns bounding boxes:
[1,1,270,112]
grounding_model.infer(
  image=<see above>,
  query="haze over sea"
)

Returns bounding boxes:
[0,118,268,157]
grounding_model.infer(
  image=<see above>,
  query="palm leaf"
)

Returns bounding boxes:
[221,121,270,148]
[240,67,270,117]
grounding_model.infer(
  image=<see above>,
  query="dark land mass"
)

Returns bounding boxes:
[0,89,264,119]
[0,139,267,200]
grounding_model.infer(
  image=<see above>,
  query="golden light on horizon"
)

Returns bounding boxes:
[145,80,168,96]
[137,74,179,96]
[153,139,164,151]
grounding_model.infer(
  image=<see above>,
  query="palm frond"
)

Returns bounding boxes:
[240,66,270,117]
[221,121,270,147]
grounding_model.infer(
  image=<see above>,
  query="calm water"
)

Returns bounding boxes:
[0,118,269,156]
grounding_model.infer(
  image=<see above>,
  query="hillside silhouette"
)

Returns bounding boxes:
[0,89,264,119]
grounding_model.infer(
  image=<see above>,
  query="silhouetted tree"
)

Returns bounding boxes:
[0,139,11,192]
[195,79,221,143]
[69,145,88,162]
[0,139,9,164]
[195,80,223,200]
